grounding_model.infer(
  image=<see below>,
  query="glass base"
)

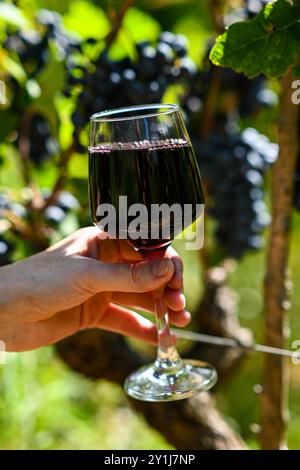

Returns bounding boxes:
[124,359,217,402]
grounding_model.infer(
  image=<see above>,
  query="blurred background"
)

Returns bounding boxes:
[0,0,300,450]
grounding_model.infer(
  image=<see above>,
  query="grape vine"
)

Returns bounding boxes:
[1,0,295,268]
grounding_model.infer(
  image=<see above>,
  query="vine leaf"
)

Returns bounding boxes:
[210,0,300,78]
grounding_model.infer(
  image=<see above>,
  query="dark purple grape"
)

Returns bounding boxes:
[245,0,269,18]
[44,205,66,225]
[56,191,80,212]
[0,235,14,266]
[26,114,59,165]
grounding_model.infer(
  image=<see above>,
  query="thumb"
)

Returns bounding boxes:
[87,258,174,293]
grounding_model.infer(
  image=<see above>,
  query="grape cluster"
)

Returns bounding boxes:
[4,10,80,78]
[4,9,81,165]
[196,127,278,258]
[66,31,196,152]
[5,30,49,78]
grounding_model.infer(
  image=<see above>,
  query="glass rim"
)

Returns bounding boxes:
[90,103,180,123]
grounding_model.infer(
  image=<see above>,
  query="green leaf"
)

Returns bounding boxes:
[32,159,58,187]
[36,46,65,99]
[123,8,160,43]
[0,51,26,83]
[109,8,161,60]
[68,153,88,179]
[0,145,23,189]
[173,16,212,65]
[30,45,66,133]
[32,0,70,15]
[210,0,300,78]
[63,0,110,39]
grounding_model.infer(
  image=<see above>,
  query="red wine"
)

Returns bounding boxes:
[89,139,204,252]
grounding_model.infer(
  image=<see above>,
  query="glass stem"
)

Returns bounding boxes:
[153,290,184,372]
[145,250,184,373]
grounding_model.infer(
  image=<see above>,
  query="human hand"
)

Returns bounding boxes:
[0,227,189,351]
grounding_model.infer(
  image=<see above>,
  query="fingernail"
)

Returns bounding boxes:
[152,259,172,278]
[180,293,187,309]
[185,311,192,322]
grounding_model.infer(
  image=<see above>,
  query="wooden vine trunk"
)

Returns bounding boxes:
[261,68,299,450]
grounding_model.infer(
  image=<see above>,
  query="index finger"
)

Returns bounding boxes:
[164,247,184,291]
[105,240,184,291]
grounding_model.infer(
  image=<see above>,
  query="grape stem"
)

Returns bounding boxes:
[105,0,134,49]
[210,0,227,34]
[260,68,299,450]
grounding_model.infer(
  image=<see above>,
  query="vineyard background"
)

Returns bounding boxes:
[0,0,300,450]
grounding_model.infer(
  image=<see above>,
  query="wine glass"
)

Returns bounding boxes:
[89,103,217,402]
